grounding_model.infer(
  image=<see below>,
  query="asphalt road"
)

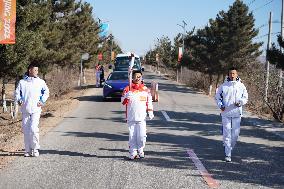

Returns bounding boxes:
[0,71,283,189]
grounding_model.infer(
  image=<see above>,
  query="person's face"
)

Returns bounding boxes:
[29,67,38,77]
[228,70,238,81]
[133,73,142,84]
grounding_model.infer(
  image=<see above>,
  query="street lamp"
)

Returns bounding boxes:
[177,21,187,82]
[177,20,187,53]
[156,37,160,72]
[109,34,114,63]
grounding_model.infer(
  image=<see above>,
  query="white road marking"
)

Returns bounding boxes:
[161,111,171,121]
[187,149,220,188]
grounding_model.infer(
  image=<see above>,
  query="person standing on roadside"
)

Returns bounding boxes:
[99,64,105,87]
[95,63,102,87]
[121,70,154,160]
[15,63,49,157]
[215,67,248,162]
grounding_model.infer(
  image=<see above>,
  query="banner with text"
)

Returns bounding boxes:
[0,0,16,44]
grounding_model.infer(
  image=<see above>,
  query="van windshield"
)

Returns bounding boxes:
[115,57,141,71]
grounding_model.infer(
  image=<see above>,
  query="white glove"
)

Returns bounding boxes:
[148,111,154,120]
[125,91,133,99]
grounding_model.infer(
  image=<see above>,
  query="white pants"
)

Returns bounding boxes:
[128,121,147,156]
[222,116,241,157]
[22,112,41,153]
[96,72,101,87]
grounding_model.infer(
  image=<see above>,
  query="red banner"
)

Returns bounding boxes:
[178,47,183,62]
[0,0,16,44]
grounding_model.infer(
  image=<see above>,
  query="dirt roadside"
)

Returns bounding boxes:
[0,69,101,169]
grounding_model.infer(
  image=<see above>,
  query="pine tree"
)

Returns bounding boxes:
[266,35,284,121]
[156,36,172,68]
[267,35,284,70]
[217,0,262,73]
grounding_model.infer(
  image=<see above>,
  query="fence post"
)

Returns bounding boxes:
[2,94,7,113]
[12,100,18,119]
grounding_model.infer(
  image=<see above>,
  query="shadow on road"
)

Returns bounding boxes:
[61,131,129,141]
[157,82,200,94]
[40,149,97,157]
[61,71,284,188]
[59,109,284,188]
[0,149,25,157]
[74,95,121,102]
[147,110,284,188]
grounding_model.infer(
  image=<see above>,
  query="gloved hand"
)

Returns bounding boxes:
[18,100,23,106]
[125,91,133,99]
[148,111,154,120]
[235,102,241,107]
[37,101,44,107]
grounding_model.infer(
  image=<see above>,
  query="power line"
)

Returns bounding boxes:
[254,32,280,40]
[252,0,275,12]
[248,0,257,6]
[256,21,281,30]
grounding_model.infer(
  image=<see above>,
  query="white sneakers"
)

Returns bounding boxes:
[24,152,31,157]
[138,152,145,158]
[129,151,145,160]
[225,156,231,162]
[32,150,39,157]
[129,154,139,160]
[24,149,39,157]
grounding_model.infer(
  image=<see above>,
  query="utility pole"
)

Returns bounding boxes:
[110,34,114,63]
[280,0,284,88]
[265,12,272,102]
[156,38,160,73]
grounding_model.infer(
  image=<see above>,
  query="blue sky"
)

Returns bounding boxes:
[86,0,281,56]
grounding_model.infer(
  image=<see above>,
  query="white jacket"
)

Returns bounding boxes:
[215,78,248,117]
[15,76,49,114]
[122,84,153,122]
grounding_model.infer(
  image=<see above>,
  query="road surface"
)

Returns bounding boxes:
[0,71,283,189]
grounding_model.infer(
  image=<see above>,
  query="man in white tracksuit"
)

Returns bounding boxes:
[122,70,154,160]
[15,63,49,157]
[215,67,248,162]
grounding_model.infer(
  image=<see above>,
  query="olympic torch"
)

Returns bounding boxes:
[129,53,135,90]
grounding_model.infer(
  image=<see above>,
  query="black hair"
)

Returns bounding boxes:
[132,70,142,78]
[28,63,39,70]
[228,67,238,72]
[26,63,39,77]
